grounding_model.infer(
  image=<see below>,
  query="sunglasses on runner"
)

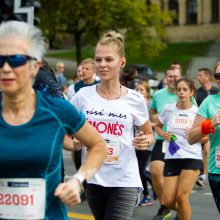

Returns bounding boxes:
[0,54,37,68]
[214,73,220,80]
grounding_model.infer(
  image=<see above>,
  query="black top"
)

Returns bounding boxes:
[33,67,64,99]
[74,80,99,93]
[196,86,219,106]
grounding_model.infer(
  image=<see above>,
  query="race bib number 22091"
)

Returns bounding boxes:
[0,178,46,220]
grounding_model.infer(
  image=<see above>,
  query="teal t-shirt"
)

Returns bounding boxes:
[151,88,178,140]
[0,90,85,219]
[197,94,220,175]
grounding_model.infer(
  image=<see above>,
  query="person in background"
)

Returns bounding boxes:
[71,30,154,220]
[188,60,220,215]
[158,61,182,90]
[67,64,83,101]
[196,67,219,106]
[195,67,219,188]
[55,61,67,97]
[120,65,138,89]
[135,79,154,206]
[34,59,64,99]
[74,58,99,93]
[151,66,182,220]
[0,20,107,220]
[71,58,99,171]
[156,78,203,220]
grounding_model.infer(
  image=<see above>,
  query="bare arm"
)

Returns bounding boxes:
[154,120,172,141]
[55,121,107,206]
[188,115,207,144]
[63,135,83,151]
[73,121,107,180]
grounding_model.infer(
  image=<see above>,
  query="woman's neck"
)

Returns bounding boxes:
[3,88,35,112]
[2,88,36,125]
[176,100,192,110]
[97,81,123,100]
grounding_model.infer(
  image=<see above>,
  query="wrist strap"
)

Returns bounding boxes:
[73,173,86,184]
[201,119,215,135]
[73,173,86,192]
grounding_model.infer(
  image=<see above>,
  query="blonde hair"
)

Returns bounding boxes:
[97,30,125,57]
[81,58,95,66]
[214,60,220,72]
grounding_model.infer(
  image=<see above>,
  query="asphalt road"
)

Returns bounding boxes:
[63,150,219,220]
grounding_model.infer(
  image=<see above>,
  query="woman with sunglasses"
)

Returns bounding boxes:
[0,21,107,220]
[188,60,220,214]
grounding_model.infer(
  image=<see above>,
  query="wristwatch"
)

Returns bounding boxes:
[73,173,86,192]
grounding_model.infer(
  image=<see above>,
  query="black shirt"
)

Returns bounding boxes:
[196,86,219,106]
[74,80,99,93]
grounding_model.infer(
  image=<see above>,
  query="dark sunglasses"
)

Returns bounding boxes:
[214,73,220,80]
[0,54,37,68]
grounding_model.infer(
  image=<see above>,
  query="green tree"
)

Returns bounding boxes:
[39,0,173,64]
[38,0,65,48]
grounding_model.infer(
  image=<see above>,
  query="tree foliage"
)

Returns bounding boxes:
[38,0,173,64]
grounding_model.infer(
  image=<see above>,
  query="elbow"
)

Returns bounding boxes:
[187,135,195,145]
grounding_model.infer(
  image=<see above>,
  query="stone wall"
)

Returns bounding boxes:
[165,24,220,42]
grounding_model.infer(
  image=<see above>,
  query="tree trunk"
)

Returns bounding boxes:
[75,32,82,65]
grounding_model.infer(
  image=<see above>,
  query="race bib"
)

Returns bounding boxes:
[215,147,220,168]
[104,139,121,164]
[171,112,194,129]
[0,178,46,220]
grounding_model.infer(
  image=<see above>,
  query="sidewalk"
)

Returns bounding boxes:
[187,43,220,78]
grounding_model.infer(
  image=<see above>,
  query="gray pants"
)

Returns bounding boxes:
[85,184,139,220]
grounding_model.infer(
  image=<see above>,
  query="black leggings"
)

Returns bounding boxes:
[208,173,220,213]
[135,150,152,196]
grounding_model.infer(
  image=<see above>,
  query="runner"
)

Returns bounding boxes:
[0,20,106,220]
[188,60,220,214]
[71,30,154,220]
[155,78,203,220]
[150,66,182,220]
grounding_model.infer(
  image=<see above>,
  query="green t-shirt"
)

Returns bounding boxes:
[151,88,178,140]
[197,94,220,174]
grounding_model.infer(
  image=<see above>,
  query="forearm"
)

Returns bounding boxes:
[76,142,106,180]
[154,126,165,139]
[148,133,154,147]
[188,127,204,145]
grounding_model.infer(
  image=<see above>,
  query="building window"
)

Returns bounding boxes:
[212,0,219,23]
[168,0,179,25]
[186,0,197,24]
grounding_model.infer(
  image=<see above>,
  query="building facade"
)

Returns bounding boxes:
[151,0,220,42]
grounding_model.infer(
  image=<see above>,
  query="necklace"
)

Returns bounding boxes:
[97,85,122,100]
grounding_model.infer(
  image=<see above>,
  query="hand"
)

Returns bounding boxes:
[162,132,172,141]
[133,131,150,150]
[212,110,220,127]
[184,127,191,138]
[73,138,84,151]
[54,178,81,206]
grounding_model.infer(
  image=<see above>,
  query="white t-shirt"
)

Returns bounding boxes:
[71,85,149,188]
[159,103,202,160]
[67,84,75,101]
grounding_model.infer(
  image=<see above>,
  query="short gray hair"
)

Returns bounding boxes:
[0,21,45,60]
